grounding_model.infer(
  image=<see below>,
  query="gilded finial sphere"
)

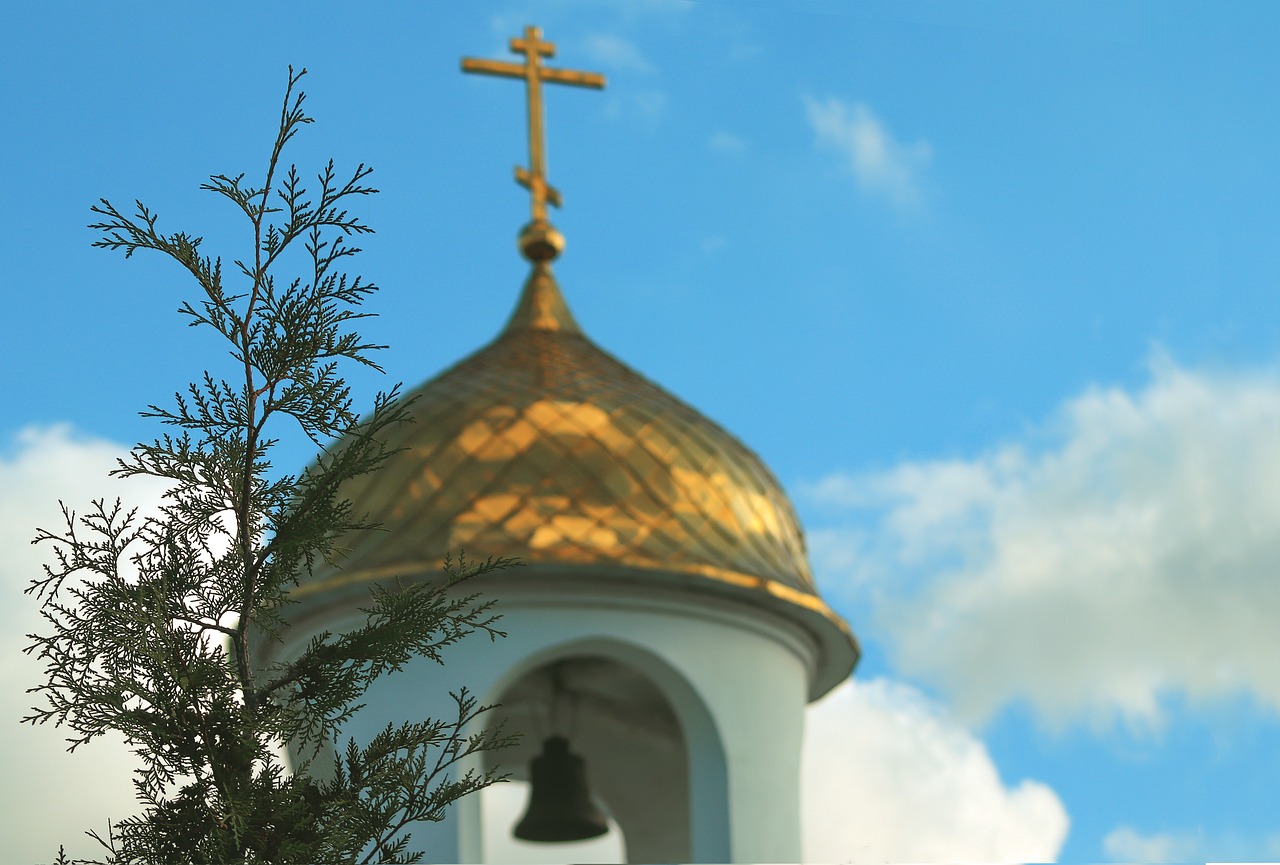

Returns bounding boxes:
[519,219,565,262]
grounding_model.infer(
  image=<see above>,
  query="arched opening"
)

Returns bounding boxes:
[478,653,694,863]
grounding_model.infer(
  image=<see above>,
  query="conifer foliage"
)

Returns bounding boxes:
[25,67,517,864]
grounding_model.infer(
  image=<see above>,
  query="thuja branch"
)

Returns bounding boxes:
[29,67,517,865]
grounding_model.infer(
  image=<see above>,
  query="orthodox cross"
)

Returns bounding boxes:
[461,26,605,225]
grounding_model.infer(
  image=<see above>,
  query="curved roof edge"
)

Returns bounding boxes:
[278,559,859,701]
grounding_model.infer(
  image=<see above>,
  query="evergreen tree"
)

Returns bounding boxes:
[24,67,517,864]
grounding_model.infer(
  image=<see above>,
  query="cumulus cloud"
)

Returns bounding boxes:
[474,677,1067,864]
[0,431,1071,864]
[804,353,1280,732]
[1103,825,1280,862]
[1,425,170,863]
[1103,826,1200,862]
[803,96,933,211]
[802,678,1069,863]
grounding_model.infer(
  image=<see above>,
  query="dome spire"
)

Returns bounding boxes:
[461,25,606,263]
[502,262,582,334]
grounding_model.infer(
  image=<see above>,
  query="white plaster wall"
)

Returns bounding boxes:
[278,578,816,863]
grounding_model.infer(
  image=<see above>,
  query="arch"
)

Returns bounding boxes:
[457,635,731,863]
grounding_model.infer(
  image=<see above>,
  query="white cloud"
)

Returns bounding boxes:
[707,131,747,154]
[2,431,1070,862]
[803,96,933,211]
[1103,826,1200,862]
[582,33,653,74]
[1103,825,1280,862]
[805,353,1280,732]
[478,677,1070,863]
[802,678,1069,863]
[0,425,169,863]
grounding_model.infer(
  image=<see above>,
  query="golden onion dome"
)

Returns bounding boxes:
[291,262,859,695]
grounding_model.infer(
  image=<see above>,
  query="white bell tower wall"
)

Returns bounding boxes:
[275,574,818,863]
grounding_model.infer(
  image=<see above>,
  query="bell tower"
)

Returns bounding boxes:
[262,25,859,863]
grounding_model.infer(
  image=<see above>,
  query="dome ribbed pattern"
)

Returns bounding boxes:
[302,264,820,597]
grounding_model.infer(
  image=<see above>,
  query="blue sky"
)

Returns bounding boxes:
[3,2,1279,862]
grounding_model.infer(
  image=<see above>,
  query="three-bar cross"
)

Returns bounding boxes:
[461,26,606,224]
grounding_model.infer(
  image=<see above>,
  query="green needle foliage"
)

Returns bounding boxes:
[24,67,518,864]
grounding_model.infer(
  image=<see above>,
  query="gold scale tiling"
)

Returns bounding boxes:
[307,264,817,599]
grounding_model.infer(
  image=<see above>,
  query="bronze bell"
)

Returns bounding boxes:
[514,735,609,842]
